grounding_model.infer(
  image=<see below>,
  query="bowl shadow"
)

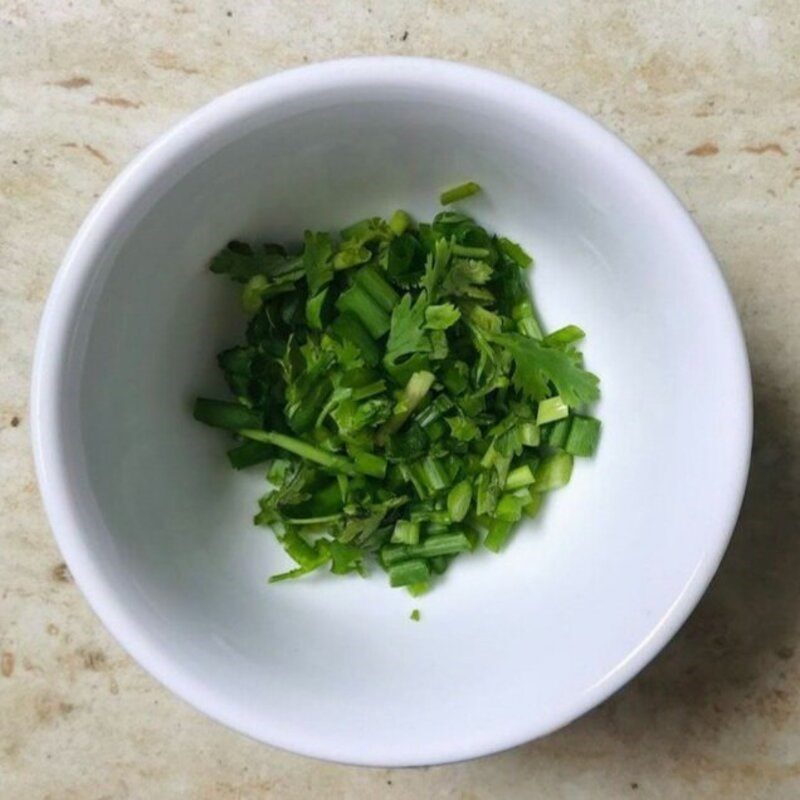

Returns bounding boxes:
[509,357,800,762]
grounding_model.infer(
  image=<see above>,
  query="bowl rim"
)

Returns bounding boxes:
[30,55,753,766]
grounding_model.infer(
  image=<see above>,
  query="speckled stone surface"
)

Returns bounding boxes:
[1,1,798,797]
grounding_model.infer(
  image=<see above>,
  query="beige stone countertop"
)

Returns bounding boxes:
[1,1,798,797]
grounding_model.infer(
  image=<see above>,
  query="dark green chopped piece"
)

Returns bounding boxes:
[193,398,262,431]
[227,439,275,470]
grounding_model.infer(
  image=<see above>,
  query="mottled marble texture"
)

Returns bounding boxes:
[1,1,798,797]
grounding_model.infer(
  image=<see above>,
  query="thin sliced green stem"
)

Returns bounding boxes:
[239,429,359,475]
[452,244,490,258]
[194,398,262,430]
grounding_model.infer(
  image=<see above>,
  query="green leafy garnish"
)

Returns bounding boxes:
[498,334,600,407]
[194,185,601,593]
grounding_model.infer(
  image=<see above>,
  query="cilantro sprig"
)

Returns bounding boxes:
[194,184,601,594]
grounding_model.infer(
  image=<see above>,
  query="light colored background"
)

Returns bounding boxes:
[1,1,798,797]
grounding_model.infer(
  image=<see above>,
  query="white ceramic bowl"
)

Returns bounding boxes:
[31,57,751,766]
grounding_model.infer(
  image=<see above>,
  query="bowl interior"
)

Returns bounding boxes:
[39,61,750,765]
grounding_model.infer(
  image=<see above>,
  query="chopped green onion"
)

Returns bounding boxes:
[505,465,536,491]
[523,489,543,517]
[543,325,585,347]
[351,380,387,401]
[409,507,450,524]
[484,519,514,552]
[350,449,388,478]
[376,371,435,444]
[410,608,421,621]
[533,452,574,492]
[239,429,359,475]
[330,312,380,366]
[389,209,412,236]
[194,398,262,430]
[498,237,533,268]
[475,471,500,516]
[408,532,471,558]
[242,275,269,314]
[495,493,526,522]
[389,559,430,587]
[282,531,328,568]
[439,181,481,205]
[382,532,472,562]
[353,265,400,314]
[543,416,572,448]
[565,415,602,457]
[336,283,391,338]
[452,243,490,258]
[537,396,570,425]
[519,422,541,447]
[381,545,411,567]
[391,519,420,545]
[511,300,543,340]
[447,480,472,523]
[416,457,450,493]
[425,521,451,536]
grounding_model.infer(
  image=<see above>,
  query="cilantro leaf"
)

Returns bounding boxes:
[425,303,461,330]
[441,258,493,299]
[303,230,333,295]
[384,292,431,370]
[497,333,600,406]
[421,237,451,297]
[211,242,299,284]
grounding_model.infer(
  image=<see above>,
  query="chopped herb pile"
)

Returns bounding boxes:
[193,184,601,594]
